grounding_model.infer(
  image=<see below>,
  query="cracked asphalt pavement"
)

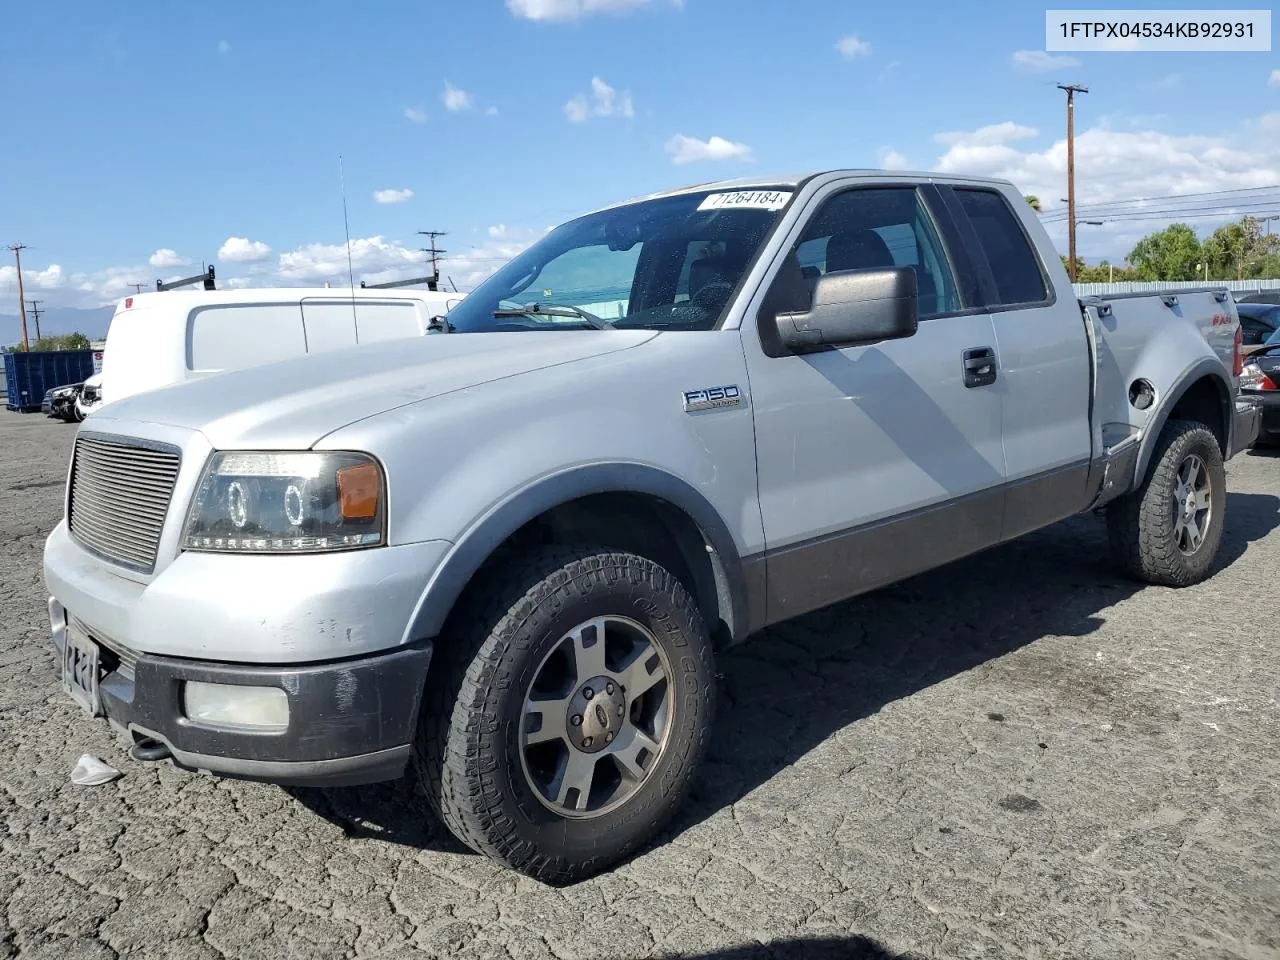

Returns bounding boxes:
[1,409,1278,960]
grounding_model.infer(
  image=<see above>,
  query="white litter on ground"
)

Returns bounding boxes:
[70,754,122,786]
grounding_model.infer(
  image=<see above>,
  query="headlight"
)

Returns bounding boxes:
[182,451,386,554]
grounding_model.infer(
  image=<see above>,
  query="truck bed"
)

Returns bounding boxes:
[1080,287,1239,502]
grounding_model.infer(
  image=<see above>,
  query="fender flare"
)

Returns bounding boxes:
[403,462,754,645]
[1132,356,1230,486]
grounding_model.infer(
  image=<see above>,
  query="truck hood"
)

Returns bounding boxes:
[91,331,657,449]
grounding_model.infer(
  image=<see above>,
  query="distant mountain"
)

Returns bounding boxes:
[0,306,114,346]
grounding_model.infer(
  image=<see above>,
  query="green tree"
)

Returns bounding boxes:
[1126,223,1203,281]
[1025,195,1042,212]
[28,332,92,351]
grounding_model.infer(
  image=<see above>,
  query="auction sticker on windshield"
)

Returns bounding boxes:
[697,190,792,212]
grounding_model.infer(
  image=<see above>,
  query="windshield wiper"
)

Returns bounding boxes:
[492,302,616,330]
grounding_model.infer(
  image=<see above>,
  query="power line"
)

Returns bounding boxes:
[1040,185,1280,223]
[7,244,29,351]
[417,231,448,290]
[1057,83,1088,281]
[1042,199,1280,225]
[25,299,42,340]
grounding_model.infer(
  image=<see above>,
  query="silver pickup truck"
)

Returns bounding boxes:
[44,170,1261,882]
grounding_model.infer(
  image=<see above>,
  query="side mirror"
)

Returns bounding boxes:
[775,266,919,351]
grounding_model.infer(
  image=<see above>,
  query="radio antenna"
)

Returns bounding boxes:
[339,155,358,322]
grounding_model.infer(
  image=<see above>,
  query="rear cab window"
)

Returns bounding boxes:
[951,188,1051,308]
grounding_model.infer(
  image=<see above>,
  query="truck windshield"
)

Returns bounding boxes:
[444,187,795,333]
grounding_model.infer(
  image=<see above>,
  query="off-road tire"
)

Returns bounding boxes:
[1106,419,1226,587]
[413,544,716,884]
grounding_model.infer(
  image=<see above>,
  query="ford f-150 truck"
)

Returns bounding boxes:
[44,170,1262,883]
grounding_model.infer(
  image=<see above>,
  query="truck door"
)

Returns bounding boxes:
[742,181,1007,624]
[938,186,1094,539]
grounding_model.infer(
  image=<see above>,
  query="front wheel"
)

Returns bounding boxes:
[414,545,716,883]
[1106,419,1226,586]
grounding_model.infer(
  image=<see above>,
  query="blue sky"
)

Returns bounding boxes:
[2,0,1277,310]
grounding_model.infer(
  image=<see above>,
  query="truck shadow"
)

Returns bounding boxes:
[638,935,908,959]
[289,491,1280,866]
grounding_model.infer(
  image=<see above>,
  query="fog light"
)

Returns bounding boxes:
[182,682,289,732]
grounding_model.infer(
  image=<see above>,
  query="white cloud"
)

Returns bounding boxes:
[216,39,230,54]
[1270,69,1280,88]
[276,231,538,291]
[442,81,474,112]
[218,237,273,263]
[931,116,1280,258]
[148,248,189,268]
[1259,112,1280,133]
[373,188,415,205]
[1012,50,1080,72]
[404,105,427,123]
[0,263,65,292]
[836,34,871,58]
[665,134,753,165]
[877,149,910,170]
[506,0,676,21]
[935,121,1038,147]
[564,76,634,124]
[486,105,500,116]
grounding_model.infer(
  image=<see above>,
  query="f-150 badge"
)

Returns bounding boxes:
[683,384,742,412]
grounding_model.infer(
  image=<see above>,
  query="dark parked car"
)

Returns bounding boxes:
[1237,302,1280,354]
[1241,328,1280,446]
[41,382,84,422]
[1237,291,1280,306]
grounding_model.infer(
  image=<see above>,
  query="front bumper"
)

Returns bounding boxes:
[50,597,432,786]
[1241,390,1279,445]
[44,520,453,786]
[43,521,450,663]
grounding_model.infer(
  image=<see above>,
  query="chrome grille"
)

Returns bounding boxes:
[68,433,182,573]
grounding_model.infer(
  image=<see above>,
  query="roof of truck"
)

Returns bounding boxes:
[588,169,1016,215]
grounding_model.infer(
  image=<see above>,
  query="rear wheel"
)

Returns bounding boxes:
[414,544,716,883]
[1106,419,1226,587]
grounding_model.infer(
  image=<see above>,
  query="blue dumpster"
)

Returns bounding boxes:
[3,350,96,413]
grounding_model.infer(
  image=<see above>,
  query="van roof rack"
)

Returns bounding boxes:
[156,266,216,292]
[360,275,439,291]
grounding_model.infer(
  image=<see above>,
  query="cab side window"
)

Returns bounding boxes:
[951,188,1050,307]
[778,187,962,320]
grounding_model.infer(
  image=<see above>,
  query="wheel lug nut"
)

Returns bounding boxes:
[617,705,625,717]
[583,687,593,699]
[571,715,583,727]
[605,732,614,743]
[583,736,593,748]
[606,682,615,695]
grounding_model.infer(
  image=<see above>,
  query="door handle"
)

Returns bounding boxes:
[962,347,998,388]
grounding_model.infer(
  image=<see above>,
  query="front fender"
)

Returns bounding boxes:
[315,332,765,646]
[400,461,754,644]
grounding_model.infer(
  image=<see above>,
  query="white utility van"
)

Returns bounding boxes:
[95,287,464,408]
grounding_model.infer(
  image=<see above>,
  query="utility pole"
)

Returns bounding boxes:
[1058,83,1088,283]
[8,244,30,351]
[26,299,43,341]
[416,231,448,291]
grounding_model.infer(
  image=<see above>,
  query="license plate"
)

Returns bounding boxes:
[61,622,101,717]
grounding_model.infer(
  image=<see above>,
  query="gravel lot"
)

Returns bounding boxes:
[1,408,1277,960]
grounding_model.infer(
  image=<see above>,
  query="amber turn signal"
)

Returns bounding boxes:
[337,462,381,520]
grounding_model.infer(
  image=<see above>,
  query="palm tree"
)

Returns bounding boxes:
[1025,195,1042,213]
